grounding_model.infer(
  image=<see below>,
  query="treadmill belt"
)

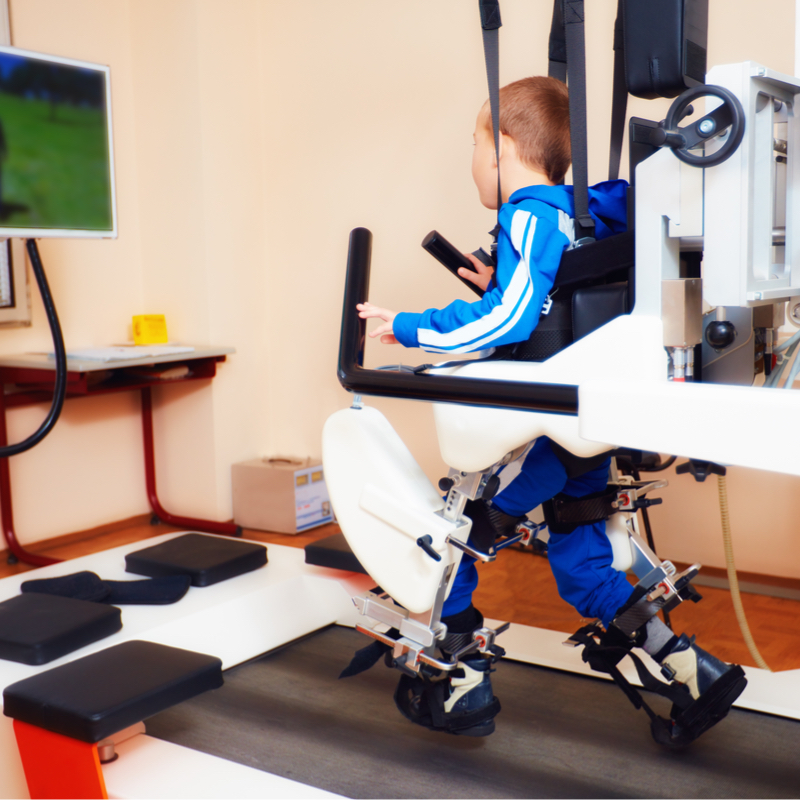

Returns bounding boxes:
[146,626,800,799]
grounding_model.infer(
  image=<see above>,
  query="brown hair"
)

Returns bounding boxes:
[481,76,571,184]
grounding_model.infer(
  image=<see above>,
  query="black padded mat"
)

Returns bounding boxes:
[125,533,267,586]
[304,532,366,574]
[0,593,121,665]
[4,640,223,742]
[147,625,800,799]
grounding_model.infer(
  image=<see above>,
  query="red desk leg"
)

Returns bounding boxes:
[141,386,240,536]
[0,385,59,566]
[14,720,107,800]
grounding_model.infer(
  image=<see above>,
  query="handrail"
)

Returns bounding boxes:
[336,227,579,415]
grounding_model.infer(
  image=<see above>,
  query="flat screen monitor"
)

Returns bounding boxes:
[0,45,116,238]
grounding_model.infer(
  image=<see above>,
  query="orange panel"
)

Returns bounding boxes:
[13,720,107,800]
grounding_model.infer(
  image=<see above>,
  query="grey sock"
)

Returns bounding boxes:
[641,617,678,662]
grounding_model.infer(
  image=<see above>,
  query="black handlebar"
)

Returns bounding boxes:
[421,230,484,297]
[336,227,579,415]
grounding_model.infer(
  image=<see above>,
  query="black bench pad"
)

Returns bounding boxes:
[125,533,267,586]
[0,593,121,666]
[3,640,223,743]
[304,533,366,574]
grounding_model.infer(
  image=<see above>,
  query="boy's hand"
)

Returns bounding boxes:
[458,253,495,292]
[356,302,398,344]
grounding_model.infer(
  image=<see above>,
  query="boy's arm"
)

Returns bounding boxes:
[395,208,569,354]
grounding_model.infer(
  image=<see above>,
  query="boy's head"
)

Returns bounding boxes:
[473,76,571,201]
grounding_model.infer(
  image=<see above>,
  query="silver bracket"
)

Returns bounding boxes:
[353,592,441,647]
[445,519,546,563]
[445,535,496,563]
[612,479,668,512]
[352,591,510,674]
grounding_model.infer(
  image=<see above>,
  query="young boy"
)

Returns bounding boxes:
[356,77,745,743]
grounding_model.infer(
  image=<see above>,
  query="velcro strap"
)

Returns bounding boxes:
[542,488,617,534]
[570,624,693,719]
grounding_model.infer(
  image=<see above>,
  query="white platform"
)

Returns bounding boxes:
[0,533,796,799]
[0,533,371,799]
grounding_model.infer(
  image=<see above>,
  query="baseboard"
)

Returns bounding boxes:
[0,513,156,559]
[673,561,800,601]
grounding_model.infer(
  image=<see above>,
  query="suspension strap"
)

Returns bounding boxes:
[562,0,594,244]
[547,0,567,83]
[479,0,503,218]
[608,0,627,181]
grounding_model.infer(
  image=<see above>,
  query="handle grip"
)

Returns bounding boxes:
[422,230,485,297]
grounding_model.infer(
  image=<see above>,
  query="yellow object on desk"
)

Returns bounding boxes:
[133,314,168,345]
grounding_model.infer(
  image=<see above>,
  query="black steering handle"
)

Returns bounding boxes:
[655,84,745,168]
[336,227,578,415]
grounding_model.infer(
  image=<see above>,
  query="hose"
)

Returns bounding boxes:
[0,240,67,457]
[718,474,771,671]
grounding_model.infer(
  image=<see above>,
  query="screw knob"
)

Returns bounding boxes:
[705,320,736,349]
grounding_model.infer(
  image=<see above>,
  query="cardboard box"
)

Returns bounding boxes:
[231,457,333,534]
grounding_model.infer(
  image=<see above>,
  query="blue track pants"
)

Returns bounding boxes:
[442,437,633,628]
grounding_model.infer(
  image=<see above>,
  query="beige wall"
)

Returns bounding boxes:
[1,0,798,578]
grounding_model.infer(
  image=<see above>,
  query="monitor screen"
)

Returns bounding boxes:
[0,46,116,238]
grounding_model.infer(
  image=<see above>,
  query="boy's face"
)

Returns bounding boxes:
[472,110,498,210]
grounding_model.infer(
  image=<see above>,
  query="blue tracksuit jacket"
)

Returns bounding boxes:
[393,180,627,354]
[413,181,634,626]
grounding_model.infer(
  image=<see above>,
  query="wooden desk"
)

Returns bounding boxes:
[0,347,237,566]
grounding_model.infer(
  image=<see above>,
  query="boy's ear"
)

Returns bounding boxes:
[497,132,516,164]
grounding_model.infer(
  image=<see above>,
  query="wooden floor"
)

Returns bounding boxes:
[3,517,800,672]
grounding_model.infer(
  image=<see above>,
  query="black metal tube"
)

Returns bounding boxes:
[336,228,579,415]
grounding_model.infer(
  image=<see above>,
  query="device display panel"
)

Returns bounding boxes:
[0,45,117,238]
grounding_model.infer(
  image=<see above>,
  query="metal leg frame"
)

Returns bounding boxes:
[352,469,518,673]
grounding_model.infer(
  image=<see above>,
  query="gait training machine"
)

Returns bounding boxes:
[324,0,800,746]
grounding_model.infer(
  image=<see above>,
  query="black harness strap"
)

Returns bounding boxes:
[479,0,503,217]
[608,0,627,181]
[562,0,594,244]
[547,0,567,84]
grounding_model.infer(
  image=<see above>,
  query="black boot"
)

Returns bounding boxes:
[654,634,747,747]
[393,605,501,737]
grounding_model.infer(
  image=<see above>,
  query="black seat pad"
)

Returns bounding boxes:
[0,593,121,666]
[3,639,223,742]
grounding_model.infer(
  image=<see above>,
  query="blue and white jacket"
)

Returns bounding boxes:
[393,180,627,354]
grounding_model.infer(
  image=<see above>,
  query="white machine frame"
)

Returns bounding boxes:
[322,59,800,737]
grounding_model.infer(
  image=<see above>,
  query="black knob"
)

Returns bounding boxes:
[650,127,686,149]
[416,535,442,562]
[705,320,736,349]
[482,475,501,500]
[438,477,455,493]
